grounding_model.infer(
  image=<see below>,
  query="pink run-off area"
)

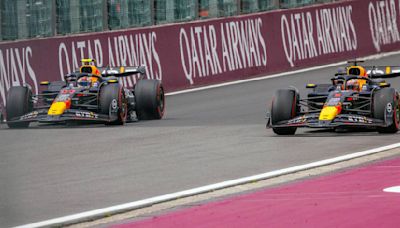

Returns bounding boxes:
[113,157,400,228]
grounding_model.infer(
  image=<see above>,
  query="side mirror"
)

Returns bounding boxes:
[379,82,391,88]
[137,66,146,74]
[107,79,118,83]
[306,83,316,89]
[40,81,50,86]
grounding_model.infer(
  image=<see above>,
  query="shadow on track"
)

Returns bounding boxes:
[270,128,398,137]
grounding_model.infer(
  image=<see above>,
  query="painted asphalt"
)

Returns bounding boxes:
[114,157,400,228]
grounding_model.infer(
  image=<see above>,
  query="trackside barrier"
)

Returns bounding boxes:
[0,0,399,111]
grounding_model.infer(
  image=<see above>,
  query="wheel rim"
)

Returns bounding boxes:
[157,86,165,116]
[395,103,400,129]
[119,88,128,122]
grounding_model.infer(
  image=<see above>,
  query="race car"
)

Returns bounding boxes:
[4,59,165,128]
[266,61,400,135]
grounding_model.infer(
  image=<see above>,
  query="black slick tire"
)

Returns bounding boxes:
[100,83,127,125]
[271,89,298,135]
[134,80,165,120]
[373,88,399,133]
[6,86,32,128]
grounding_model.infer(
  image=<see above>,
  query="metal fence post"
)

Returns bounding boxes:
[103,0,109,31]
[0,2,2,40]
[70,0,79,33]
[237,0,241,14]
[166,0,175,22]
[209,0,218,17]
[150,0,155,25]
[275,0,281,9]
[17,0,28,39]
[194,0,199,20]
[51,0,56,36]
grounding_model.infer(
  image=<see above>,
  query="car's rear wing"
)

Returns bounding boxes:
[99,66,146,77]
[64,65,147,82]
[363,66,400,78]
[343,65,400,78]
[345,60,400,78]
[80,59,146,77]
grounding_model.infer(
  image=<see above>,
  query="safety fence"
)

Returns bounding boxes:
[1,0,335,41]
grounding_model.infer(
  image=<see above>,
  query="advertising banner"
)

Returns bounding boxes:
[1,0,400,110]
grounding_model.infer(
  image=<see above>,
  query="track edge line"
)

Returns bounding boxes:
[15,142,400,228]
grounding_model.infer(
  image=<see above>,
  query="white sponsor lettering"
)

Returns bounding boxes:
[179,18,267,85]
[288,115,306,124]
[368,0,400,52]
[111,99,118,110]
[75,111,99,119]
[282,5,357,66]
[387,102,393,112]
[0,47,37,106]
[58,32,162,88]
[59,39,104,80]
[347,115,373,124]
[20,111,39,120]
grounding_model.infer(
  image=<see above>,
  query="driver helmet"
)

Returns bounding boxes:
[346,79,359,91]
[78,76,91,87]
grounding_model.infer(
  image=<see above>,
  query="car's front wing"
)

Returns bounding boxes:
[267,113,389,129]
[6,108,119,124]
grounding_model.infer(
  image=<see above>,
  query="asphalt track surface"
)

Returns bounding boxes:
[2,54,400,227]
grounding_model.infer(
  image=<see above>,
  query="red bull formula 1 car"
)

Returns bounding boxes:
[266,61,400,135]
[4,59,165,128]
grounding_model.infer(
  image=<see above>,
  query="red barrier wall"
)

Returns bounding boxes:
[1,0,400,109]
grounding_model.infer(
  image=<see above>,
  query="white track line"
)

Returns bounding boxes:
[16,142,400,228]
[166,50,400,96]
[16,50,400,228]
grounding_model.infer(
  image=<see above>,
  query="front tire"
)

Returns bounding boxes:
[6,86,33,128]
[373,88,399,133]
[134,80,165,120]
[99,83,127,125]
[271,89,298,135]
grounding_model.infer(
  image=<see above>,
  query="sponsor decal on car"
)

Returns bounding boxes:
[346,115,373,124]
[288,115,307,124]
[386,103,393,113]
[19,111,39,120]
[326,97,341,106]
[111,99,118,112]
[75,111,99,119]
[56,94,70,102]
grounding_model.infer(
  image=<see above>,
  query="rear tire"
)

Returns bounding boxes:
[373,88,399,133]
[6,86,32,128]
[271,89,298,135]
[134,80,165,120]
[100,83,127,125]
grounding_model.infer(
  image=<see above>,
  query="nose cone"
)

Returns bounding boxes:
[319,106,340,121]
[48,102,67,116]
